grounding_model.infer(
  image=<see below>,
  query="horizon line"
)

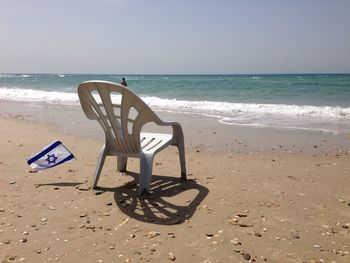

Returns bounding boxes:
[1,72,350,75]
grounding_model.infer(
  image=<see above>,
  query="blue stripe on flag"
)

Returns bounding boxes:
[27,140,62,165]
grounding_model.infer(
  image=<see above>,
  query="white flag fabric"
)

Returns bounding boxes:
[27,140,75,170]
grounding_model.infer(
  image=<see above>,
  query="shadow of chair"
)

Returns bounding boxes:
[96,171,209,225]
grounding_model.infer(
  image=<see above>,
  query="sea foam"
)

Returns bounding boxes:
[142,96,350,119]
[0,87,78,104]
[1,87,349,120]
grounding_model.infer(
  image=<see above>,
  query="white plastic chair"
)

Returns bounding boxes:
[78,80,186,195]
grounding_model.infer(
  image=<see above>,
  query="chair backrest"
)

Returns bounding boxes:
[78,80,161,155]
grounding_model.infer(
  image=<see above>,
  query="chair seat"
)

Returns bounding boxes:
[140,132,173,154]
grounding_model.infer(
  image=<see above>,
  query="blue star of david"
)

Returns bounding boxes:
[46,154,58,164]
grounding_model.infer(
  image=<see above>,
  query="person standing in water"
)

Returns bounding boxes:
[121,77,127,87]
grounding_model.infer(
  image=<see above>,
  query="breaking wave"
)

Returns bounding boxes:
[1,87,349,133]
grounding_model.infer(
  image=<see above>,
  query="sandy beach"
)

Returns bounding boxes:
[2,0,350,262]
[0,101,350,263]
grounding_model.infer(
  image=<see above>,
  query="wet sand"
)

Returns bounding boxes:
[1,100,349,154]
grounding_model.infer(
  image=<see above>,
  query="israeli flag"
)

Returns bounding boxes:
[27,141,75,170]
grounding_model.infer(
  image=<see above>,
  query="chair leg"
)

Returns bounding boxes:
[93,145,107,189]
[173,124,187,180]
[177,139,187,180]
[117,156,127,172]
[138,152,154,196]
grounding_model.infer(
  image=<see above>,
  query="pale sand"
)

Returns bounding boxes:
[1,115,350,262]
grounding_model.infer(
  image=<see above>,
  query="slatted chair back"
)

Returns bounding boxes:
[78,81,161,156]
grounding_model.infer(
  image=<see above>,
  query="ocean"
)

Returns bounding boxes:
[1,73,350,134]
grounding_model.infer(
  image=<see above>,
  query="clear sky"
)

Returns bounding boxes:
[1,0,349,74]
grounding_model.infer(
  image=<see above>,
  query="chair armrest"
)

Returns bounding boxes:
[155,120,184,145]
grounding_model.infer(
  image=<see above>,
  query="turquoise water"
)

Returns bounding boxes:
[1,73,350,133]
[1,74,350,106]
